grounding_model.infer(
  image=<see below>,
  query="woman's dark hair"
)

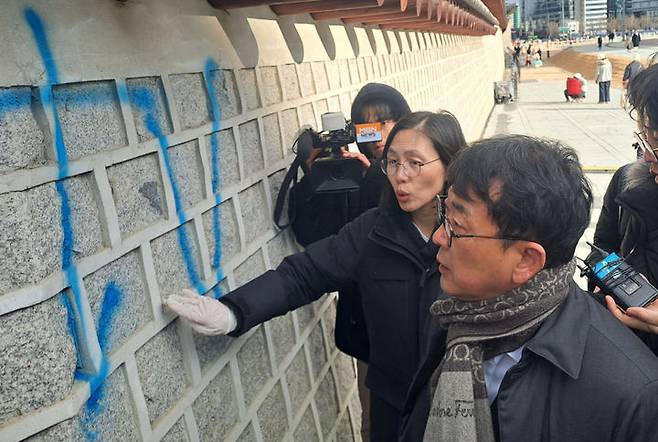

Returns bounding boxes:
[351,83,412,158]
[628,63,658,131]
[380,110,466,210]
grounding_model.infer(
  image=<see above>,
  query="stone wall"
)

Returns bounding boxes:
[0,1,505,441]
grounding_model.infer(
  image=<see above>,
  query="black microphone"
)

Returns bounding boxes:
[579,242,658,310]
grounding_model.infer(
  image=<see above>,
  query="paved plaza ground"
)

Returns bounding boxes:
[481,49,655,286]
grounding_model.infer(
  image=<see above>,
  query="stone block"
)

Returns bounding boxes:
[338,60,351,88]
[281,64,301,101]
[0,296,76,425]
[294,406,319,442]
[267,169,287,226]
[259,66,282,106]
[365,57,375,80]
[26,366,139,442]
[238,68,260,111]
[167,139,205,211]
[202,199,240,270]
[336,413,355,442]
[236,326,271,408]
[234,249,266,288]
[236,422,257,442]
[205,128,240,191]
[378,55,387,77]
[299,103,316,128]
[0,173,103,294]
[312,62,330,94]
[325,61,341,91]
[193,332,231,373]
[53,81,128,160]
[307,323,327,381]
[349,393,363,437]
[285,348,311,416]
[298,63,316,97]
[0,86,47,175]
[357,59,367,84]
[162,418,188,442]
[0,183,61,294]
[193,364,239,441]
[135,321,187,423]
[314,99,328,120]
[268,313,296,368]
[239,119,264,178]
[323,298,338,356]
[238,182,270,247]
[107,153,167,238]
[262,113,283,164]
[169,73,211,130]
[339,94,352,118]
[151,221,204,300]
[266,231,293,269]
[327,95,340,112]
[334,352,356,407]
[348,59,360,85]
[257,382,288,442]
[83,250,151,355]
[296,304,316,336]
[281,108,300,150]
[316,371,340,437]
[208,69,241,120]
[126,76,173,143]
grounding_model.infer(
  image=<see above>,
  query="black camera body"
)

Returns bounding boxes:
[298,112,382,194]
[581,243,658,310]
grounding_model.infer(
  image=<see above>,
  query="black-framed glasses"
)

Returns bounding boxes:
[436,195,535,247]
[381,157,441,177]
[634,131,658,162]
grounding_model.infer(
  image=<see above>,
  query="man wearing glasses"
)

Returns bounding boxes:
[399,135,658,442]
[592,63,658,353]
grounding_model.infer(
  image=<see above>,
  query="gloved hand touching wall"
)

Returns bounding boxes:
[165,288,237,335]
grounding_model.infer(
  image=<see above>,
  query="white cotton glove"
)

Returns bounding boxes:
[165,289,237,335]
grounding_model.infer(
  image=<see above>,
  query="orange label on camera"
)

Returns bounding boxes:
[355,122,383,143]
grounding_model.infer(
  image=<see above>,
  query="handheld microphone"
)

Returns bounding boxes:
[579,242,658,310]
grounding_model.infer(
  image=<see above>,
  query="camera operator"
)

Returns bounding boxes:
[593,63,658,354]
[166,111,467,440]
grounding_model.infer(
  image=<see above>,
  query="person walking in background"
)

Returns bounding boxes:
[595,53,612,103]
[621,52,644,107]
[166,111,468,441]
[597,35,603,50]
[632,30,641,48]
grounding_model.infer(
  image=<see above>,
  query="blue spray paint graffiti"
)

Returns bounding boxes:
[24,7,226,438]
[203,59,226,299]
[24,8,114,439]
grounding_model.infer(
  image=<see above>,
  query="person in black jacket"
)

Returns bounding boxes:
[593,63,658,352]
[289,82,411,439]
[166,111,467,440]
[400,135,658,442]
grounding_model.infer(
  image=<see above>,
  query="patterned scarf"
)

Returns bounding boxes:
[423,260,575,442]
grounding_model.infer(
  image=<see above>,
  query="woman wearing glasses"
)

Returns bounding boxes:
[166,111,466,440]
[593,63,658,354]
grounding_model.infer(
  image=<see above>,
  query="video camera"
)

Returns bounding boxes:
[296,112,383,194]
[579,242,658,310]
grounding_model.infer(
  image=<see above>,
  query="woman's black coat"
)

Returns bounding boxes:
[221,207,441,410]
[593,160,658,355]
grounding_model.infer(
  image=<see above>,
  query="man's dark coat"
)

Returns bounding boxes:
[399,284,658,441]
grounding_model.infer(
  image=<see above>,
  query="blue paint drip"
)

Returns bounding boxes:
[129,85,206,294]
[203,59,226,298]
[24,8,59,84]
[97,282,122,353]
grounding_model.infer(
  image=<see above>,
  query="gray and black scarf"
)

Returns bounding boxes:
[423,260,576,442]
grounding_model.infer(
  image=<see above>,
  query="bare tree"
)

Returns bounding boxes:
[547,21,560,39]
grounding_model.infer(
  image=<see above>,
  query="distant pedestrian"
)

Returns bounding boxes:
[608,31,614,43]
[622,52,644,107]
[597,36,603,50]
[632,31,641,48]
[526,44,532,67]
[595,53,612,103]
